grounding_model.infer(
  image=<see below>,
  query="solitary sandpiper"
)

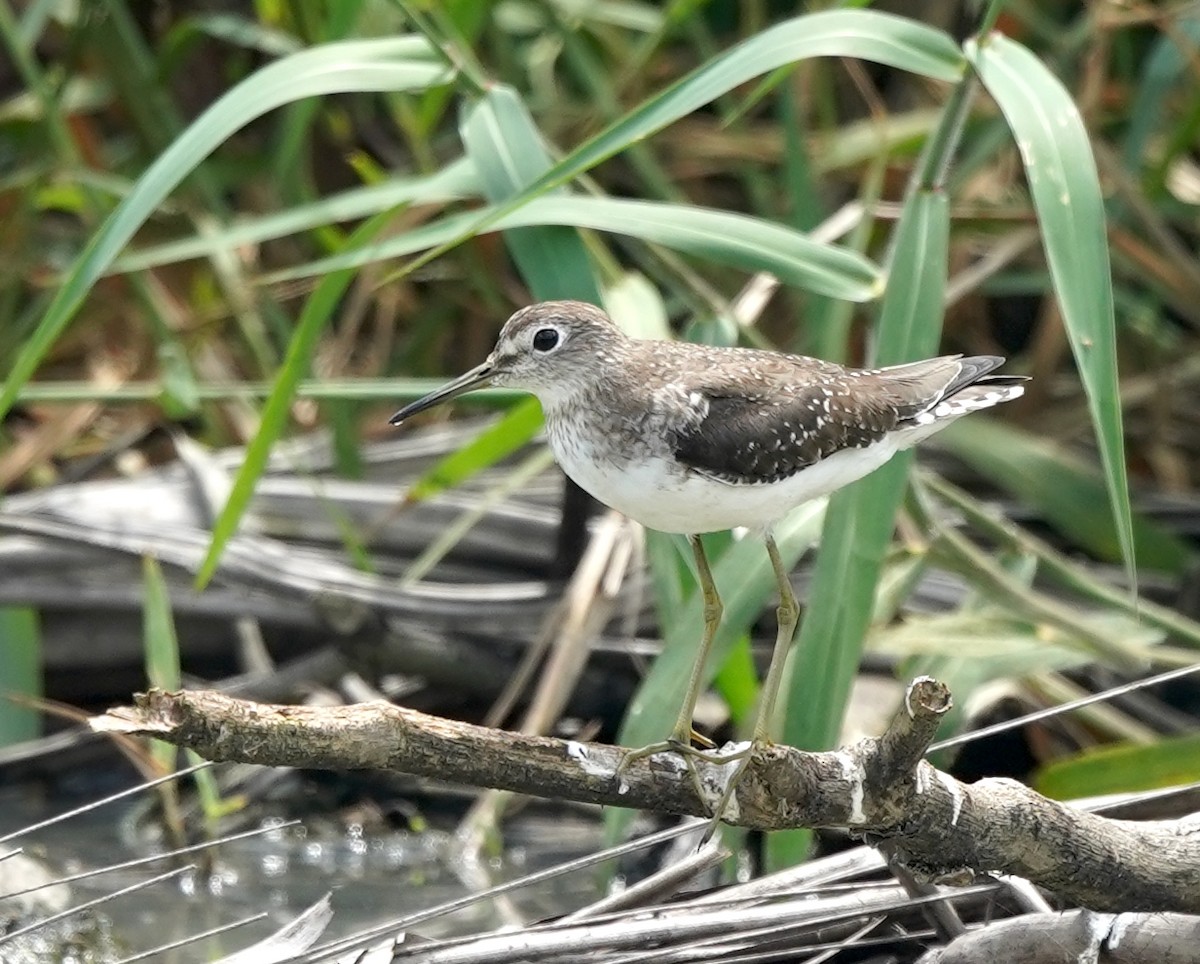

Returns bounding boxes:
[390,301,1025,786]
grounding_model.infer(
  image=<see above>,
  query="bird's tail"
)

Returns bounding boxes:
[894,365,1026,448]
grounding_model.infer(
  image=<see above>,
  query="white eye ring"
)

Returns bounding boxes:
[532,327,561,352]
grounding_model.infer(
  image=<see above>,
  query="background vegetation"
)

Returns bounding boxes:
[3,0,1200,882]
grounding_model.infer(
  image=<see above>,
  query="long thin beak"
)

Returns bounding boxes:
[388,360,494,425]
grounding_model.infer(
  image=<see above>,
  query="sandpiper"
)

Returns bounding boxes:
[390,301,1025,778]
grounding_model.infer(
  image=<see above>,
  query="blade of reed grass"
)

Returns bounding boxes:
[967,32,1135,584]
[110,158,479,273]
[142,554,183,821]
[919,470,1200,648]
[10,378,525,405]
[261,196,882,301]
[0,608,40,744]
[144,557,226,821]
[767,187,951,870]
[142,557,181,695]
[0,37,451,421]
[936,418,1192,575]
[604,272,672,340]
[158,10,304,64]
[195,210,396,588]
[375,9,964,289]
[404,398,544,505]
[392,86,607,512]
[1035,732,1200,800]
[495,10,964,193]
[459,86,604,303]
[1122,13,1200,180]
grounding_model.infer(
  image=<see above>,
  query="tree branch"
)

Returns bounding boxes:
[92,677,1200,913]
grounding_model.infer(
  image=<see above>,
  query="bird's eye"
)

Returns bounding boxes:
[532,328,560,352]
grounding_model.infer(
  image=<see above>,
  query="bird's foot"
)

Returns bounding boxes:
[615,732,730,777]
[696,740,761,846]
[617,733,763,844]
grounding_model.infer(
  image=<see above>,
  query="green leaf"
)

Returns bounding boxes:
[643,529,689,636]
[782,190,949,746]
[460,86,603,302]
[0,36,452,421]
[937,418,1193,575]
[400,86,608,514]
[0,608,40,745]
[143,555,181,692]
[967,32,1134,583]
[143,554,182,777]
[604,273,672,341]
[1122,14,1200,174]
[523,10,963,193]
[110,157,480,274]
[881,601,1162,719]
[1035,732,1200,800]
[405,398,545,504]
[769,189,949,869]
[920,470,1200,651]
[713,635,759,725]
[872,191,952,361]
[195,209,396,588]
[159,12,303,66]
[142,556,227,815]
[264,195,882,302]
[364,10,963,293]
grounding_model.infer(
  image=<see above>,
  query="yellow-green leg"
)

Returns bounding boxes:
[671,533,724,743]
[617,535,727,774]
[751,533,802,743]
[618,532,801,835]
[696,532,801,841]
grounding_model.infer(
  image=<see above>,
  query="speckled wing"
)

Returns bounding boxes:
[670,354,1002,485]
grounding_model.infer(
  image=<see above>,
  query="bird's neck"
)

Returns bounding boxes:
[536,362,627,417]
[536,379,603,420]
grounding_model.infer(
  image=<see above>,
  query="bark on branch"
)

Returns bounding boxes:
[92,678,1200,914]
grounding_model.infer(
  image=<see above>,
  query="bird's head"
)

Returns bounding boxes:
[389,301,627,424]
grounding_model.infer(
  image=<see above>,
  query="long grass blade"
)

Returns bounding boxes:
[110,157,480,273]
[398,85,609,547]
[263,195,882,301]
[966,32,1134,581]
[0,608,40,744]
[768,189,950,870]
[1122,13,1200,176]
[196,210,398,588]
[0,37,452,421]
[404,399,545,505]
[460,86,604,302]
[479,10,964,201]
[347,10,963,295]
[1035,732,1200,800]
[936,418,1192,575]
[0,609,39,744]
[929,661,1200,755]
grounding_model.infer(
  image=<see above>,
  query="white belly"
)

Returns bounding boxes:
[549,429,901,535]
